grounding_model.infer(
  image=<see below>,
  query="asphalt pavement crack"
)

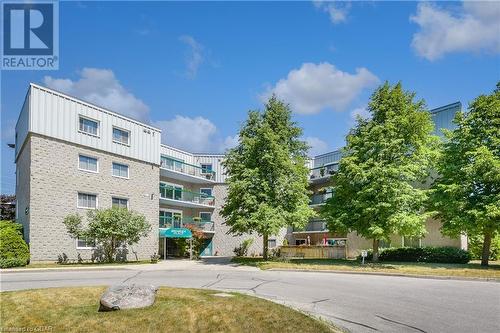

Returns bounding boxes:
[329,315,379,331]
[122,270,142,283]
[202,274,224,288]
[375,315,427,333]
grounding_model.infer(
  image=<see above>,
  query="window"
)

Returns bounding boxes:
[403,237,421,248]
[112,162,129,178]
[199,212,212,222]
[200,188,212,197]
[78,155,98,173]
[77,193,97,209]
[112,197,128,209]
[76,237,96,249]
[268,239,277,248]
[160,183,183,200]
[201,163,212,174]
[159,210,182,228]
[112,127,130,145]
[295,239,306,246]
[161,156,184,172]
[79,116,99,136]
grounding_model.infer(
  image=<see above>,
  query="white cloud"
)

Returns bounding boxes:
[154,116,236,153]
[410,1,500,60]
[179,35,204,79]
[43,68,150,123]
[350,106,371,121]
[262,62,379,115]
[305,136,330,157]
[314,1,351,24]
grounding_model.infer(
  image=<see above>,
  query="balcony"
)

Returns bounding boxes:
[159,216,215,233]
[309,191,333,207]
[309,163,338,184]
[293,219,328,234]
[159,184,215,209]
[160,156,216,184]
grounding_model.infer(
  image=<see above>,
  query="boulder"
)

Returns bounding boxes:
[99,284,158,312]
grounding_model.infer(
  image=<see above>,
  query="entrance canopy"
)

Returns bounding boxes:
[159,228,192,239]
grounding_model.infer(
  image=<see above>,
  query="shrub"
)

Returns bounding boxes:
[0,221,30,268]
[468,234,500,261]
[357,246,471,264]
[234,238,254,257]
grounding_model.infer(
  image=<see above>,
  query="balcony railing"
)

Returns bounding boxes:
[159,184,215,207]
[160,156,215,181]
[309,163,338,180]
[309,191,333,205]
[159,216,215,232]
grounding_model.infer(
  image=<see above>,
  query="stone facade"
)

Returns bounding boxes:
[23,134,159,261]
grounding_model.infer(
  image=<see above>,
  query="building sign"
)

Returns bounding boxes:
[159,228,192,239]
[2,1,59,70]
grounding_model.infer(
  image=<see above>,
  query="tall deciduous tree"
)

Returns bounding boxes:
[322,82,439,261]
[63,208,151,262]
[221,96,314,259]
[429,83,500,266]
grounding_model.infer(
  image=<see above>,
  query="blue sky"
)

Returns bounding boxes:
[1,1,499,194]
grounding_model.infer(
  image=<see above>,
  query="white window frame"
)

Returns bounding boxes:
[112,162,129,179]
[199,212,212,221]
[199,188,213,197]
[77,192,98,210]
[159,208,183,227]
[402,236,422,248]
[268,239,277,249]
[76,237,96,250]
[112,126,130,146]
[112,196,129,210]
[78,115,100,137]
[78,154,99,173]
[200,163,213,174]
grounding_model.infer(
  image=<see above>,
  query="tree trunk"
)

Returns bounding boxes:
[481,232,492,267]
[372,239,380,262]
[263,233,269,260]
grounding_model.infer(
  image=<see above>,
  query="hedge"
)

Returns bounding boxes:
[357,246,471,264]
[0,221,30,268]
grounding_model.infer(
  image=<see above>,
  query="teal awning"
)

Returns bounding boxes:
[159,228,192,238]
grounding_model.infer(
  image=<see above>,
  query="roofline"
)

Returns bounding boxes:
[430,101,461,114]
[29,83,162,132]
[161,143,226,157]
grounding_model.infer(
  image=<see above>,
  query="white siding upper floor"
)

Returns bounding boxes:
[15,84,161,165]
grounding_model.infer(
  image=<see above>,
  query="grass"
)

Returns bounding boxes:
[233,257,500,279]
[7,260,152,269]
[0,287,339,333]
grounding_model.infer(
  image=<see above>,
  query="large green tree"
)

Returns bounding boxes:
[64,208,151,262]
[429,83,500,266]
[322,82,439,261]
[221,96,314,259]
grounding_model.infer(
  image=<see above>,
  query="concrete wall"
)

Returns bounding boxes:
[15,138,31,242]
[27,134,159,261]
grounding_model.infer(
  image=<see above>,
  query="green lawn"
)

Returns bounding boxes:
[5,260,153,269]
[233,257,500,279]
[0,287,339,333]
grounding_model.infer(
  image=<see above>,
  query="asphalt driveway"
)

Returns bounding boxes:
[1,258,499,333]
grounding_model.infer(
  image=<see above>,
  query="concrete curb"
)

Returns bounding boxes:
[266,268,500,282]
[0,265,139,274]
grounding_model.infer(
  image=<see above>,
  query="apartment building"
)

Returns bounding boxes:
[14,83,465,261]
[289,102,468,257]
[15,84,273,262]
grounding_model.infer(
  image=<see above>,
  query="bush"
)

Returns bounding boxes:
[0,221,30,268]
[234,239,254,257]
[357,246,470,264]
[468,234,500,260]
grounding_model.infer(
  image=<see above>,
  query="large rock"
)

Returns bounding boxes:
[99,284,158,312]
